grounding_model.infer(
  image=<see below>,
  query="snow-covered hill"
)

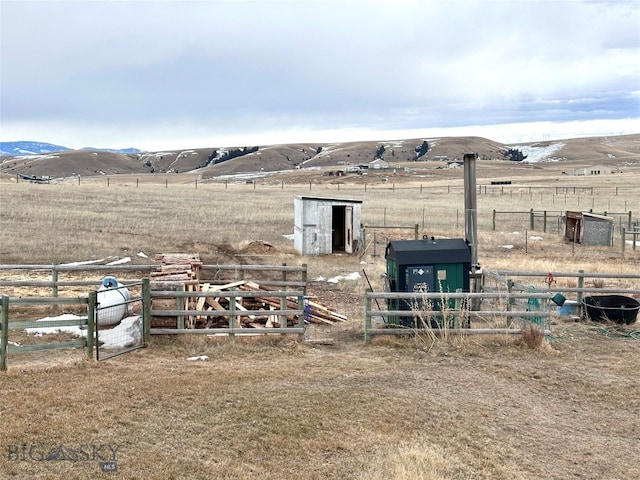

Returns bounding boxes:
[0,141,142,157]
[0,141,71,156]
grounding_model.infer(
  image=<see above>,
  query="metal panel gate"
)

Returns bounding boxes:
[95,281,147,361]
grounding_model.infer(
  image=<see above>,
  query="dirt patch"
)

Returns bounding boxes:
[239,240,277,255]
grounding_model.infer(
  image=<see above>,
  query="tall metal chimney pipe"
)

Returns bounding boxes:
[463,152,478,267]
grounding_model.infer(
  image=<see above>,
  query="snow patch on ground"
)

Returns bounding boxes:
[327,272,362,284]
[26,314,142,349]
[106,257,131,265]
[509,142,566,163]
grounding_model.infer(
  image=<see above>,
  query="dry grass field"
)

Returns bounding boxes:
[1,139,639,479]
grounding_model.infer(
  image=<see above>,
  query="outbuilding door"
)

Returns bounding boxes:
[331,205,354,253]
[345,206,353,253]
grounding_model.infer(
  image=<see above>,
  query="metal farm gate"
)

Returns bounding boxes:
[95,280,149,361]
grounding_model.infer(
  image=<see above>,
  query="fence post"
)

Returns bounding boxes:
[529,209,534,230]
[1,295,9,371]
[229,291,236,337]
[176,285,185,330]
[628,211,632,230]
[142,278,151,344]
[52,267,59,297]
[492,210,496,231]
[302,264,308,295]
[506,279,514,324]
[621,227,626,257]
[577,270,584,306]
[364,292,372,343]
[414,224,418,240]
[543,211,547,233]
[297,294,305,340]
[280,295,287,332]
[86,291,96,360]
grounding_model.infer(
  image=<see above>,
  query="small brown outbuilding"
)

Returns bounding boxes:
[564,211,614,246]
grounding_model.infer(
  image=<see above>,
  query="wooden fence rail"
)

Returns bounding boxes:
[484,269,640,305]
[149,289,306,338]
[364,291,558,343]
[0,263,308,297]
[363,278,640,343]
[492,210,634,232]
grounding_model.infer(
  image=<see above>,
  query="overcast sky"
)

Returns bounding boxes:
[1,0,639,150]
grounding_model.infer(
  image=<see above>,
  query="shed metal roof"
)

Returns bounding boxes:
[294,195,363,204]
[566,211,613,221]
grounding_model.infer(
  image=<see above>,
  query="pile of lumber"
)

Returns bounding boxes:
[189,280,346,329]
[240,281,346,325]
[150,253,202,284]
[150,254,202,328]
[148,254,346,329]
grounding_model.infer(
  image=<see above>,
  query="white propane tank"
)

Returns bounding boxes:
[96,276,131,326]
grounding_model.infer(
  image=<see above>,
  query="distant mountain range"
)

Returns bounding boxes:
[0,141,141,157]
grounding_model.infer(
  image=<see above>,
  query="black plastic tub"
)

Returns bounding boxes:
[582,295,640,325]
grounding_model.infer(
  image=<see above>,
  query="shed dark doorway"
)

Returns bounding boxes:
[332,205,353,253]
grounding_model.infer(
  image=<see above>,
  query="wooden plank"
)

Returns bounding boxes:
[212,280,246,290]
[205,298,226,311]
[149,273,194,281]
[234,301,256,320]
[196,283,210,312]
[158,264,193,273]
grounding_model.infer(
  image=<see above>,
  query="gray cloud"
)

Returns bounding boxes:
[1,0,638,149]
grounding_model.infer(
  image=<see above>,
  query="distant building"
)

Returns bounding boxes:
[564,211,614,246]
[573,165,611,176]
[369,158,389,169]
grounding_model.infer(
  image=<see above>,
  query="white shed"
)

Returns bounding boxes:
[369,158,389,169]
[294,195,363,255]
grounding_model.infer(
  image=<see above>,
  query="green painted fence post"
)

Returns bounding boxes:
[177,285,185,330]
[52,267,59,297]
[297,294,305,340]
[87,291,96,360]
[1,295,9,371]
[280,295,287,332]
[142,278,151,344]
[302,264,308,295]
[229,290,236,338]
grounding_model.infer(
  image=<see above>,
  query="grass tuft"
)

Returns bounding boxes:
[520,323,546,350]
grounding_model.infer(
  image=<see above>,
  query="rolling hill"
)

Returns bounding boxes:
[1,134,639,181]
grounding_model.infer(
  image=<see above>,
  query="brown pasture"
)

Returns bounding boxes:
[0,143,639,479]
